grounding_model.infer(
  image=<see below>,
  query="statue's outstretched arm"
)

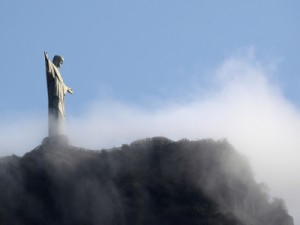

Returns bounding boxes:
[44,51,54,77]
[44,51,50,70]
[67,87,74,94]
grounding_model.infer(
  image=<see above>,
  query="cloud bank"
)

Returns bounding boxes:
[1,51,299,224]
[0,113,45,156]
[68,53,300,224]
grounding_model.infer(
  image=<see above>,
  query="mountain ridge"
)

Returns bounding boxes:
[0,137,294,225]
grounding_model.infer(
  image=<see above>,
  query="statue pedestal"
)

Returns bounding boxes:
[42,135,69,147]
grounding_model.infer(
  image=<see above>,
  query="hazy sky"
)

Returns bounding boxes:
[1,1,300,224]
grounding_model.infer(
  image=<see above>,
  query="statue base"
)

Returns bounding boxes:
[42,135,69,147]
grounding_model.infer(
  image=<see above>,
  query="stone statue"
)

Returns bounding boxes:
[44,52,73,137]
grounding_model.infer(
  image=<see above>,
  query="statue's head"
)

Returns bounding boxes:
[53,55,64,68]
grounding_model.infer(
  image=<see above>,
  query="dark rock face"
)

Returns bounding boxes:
[0,138,294,225]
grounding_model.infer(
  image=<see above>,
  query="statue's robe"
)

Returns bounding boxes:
[45,58,68,136]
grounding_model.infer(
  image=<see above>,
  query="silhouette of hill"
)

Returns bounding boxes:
[0,137,294,225]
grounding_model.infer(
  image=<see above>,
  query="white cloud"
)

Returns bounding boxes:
[68,52,300,223]
[0,50,299,223]
[0,114,45,156]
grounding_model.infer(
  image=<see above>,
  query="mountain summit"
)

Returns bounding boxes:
[0,137,294,225]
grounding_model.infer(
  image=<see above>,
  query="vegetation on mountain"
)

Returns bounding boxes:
[0,137,294,225]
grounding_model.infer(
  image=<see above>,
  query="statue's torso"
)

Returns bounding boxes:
[47,63,67,118]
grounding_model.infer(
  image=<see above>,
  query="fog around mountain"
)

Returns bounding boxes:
[0,137,294,225]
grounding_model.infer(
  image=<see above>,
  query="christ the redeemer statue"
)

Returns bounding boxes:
[44,52,73,137]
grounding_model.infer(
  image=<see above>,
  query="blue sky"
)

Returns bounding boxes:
[1,0,299,114]
[1,1,300,223]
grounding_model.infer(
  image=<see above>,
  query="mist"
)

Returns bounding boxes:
[0,114,45,156]
[67,53,300,224]
[0,51,299,224]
